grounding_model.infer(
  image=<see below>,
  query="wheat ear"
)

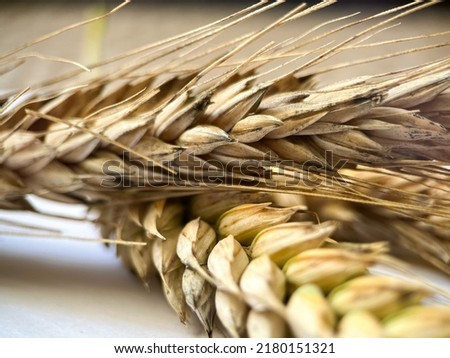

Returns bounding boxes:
[108,194,449,337]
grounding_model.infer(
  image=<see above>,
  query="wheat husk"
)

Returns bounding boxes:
[249,220,335,266]
[283,247,379,293]
[287,284,336,338]
[214,290,248,338]
[247,309,287,338]
[383,305,450,338]
[328,275,430,318]
[338,310,384,338]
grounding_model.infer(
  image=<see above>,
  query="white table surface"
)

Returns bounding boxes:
[0,199,206,338]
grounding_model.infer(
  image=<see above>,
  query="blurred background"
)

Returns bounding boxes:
[1,0,449,90]
[2,0,450,5]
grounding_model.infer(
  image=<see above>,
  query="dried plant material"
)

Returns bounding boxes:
[1,131,54,175]
[207,235,248,295]
[141,201,183,239]
[76,150,126,183]
[117,218,154,285]
[312,135,385,164]
[2,0,450,221]
[207,235,249,337]
[190,191,273,224]
[126,239,154,286]
[52,133,100,164]
[240,255,286,316]
[329,275,430,318]
[338,310,384,338]
[355,107,447,141]
[283,247,377,293]
[230,115,283,143]
[155,92,212,142]
[177,218,216,281]
[308,188,450,274]
[131,200,166,240]
[177,125,233,155]
[215,290,248,338]
[383,69,450,108]
[182,267,215,336]
[0,167,26,206]
[264,137,324,164]
[247,310,286,338]
[264,111,329,139]
[177,218,217,332]
[249,221,336,266]
[383,305,450,338]
[418,91,450,127]
[210,139,268,158]
[24,161,82,194]
[270,192,307,209]
[287,284,336,338]
[115,213,148,274]
[130,136,183,163]
[0,130,35,157]
[217,203,302,246]
[207,86,267,131]
[152,228,188,323]
[319,130,386,154]
[119,200,187,288]
[323,241,389,255]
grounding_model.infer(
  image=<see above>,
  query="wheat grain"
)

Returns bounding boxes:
[338,310,383,338]
[190,191,273,223]
[247,309,287,338]
[249,221,335,266]
[287,283,336,338]
[240,254,286,316]
[383,305,450,338]
[328,275,430,318]
[217,203,303,245]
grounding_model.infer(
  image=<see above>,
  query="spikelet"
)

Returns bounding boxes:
[287,284,336,338]
[338,310,384,338]
[383,306,450,338]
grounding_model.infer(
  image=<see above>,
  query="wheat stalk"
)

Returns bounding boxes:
[1,1,450,337]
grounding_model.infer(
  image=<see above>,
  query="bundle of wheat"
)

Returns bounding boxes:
[1,1,449,337]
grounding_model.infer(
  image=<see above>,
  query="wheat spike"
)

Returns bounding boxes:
[1,1,450,337]
[118,196,448,337]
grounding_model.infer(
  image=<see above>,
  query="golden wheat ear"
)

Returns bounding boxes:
[112,195,449,338]
[1,1,450,337]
